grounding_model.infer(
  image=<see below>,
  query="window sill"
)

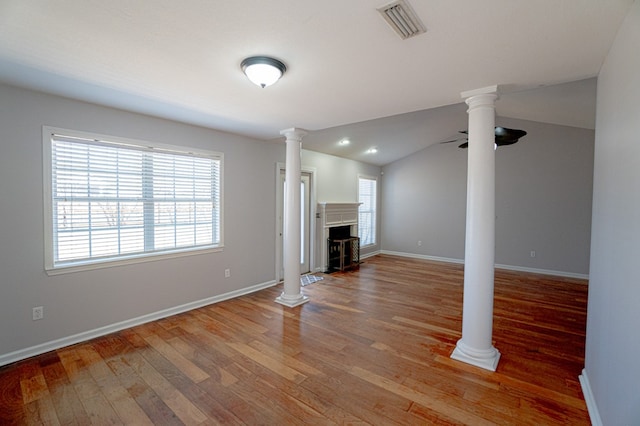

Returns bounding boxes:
[45,245,224,276]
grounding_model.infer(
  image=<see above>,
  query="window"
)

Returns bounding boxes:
[358,176,377,246]
[43,127,223,273]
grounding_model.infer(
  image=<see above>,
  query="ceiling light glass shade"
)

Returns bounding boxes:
[241,56,287,88]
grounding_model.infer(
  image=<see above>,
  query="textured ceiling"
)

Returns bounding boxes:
[0,0,632,165]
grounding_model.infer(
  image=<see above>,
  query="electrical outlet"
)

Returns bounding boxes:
[530,250,536,258]
[417,240,422,246]
[224,269,231,278]
[32,306,44,321]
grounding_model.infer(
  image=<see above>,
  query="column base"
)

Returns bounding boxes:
[451,339,501,371]
[275,292,309,307]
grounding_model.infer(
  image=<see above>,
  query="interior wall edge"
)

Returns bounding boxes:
[579,369,603,426]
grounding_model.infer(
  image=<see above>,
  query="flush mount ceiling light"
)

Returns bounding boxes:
[241,56,287,88]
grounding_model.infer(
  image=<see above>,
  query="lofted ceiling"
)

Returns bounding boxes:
[0,0,633,165]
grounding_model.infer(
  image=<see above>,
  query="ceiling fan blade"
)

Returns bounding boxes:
[455,127,527,148]
[495,127,527,146]
[439,138,467,144]
[495,127,526,138]
[439,127,527,149]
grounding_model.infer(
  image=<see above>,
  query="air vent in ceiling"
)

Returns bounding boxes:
[377,0,426,40]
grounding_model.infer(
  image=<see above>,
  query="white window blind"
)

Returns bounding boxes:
[44,128,222,272]
[358,177,377,246]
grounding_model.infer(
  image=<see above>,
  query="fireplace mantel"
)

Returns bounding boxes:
[317,202,361,227]
[317,203,361,272]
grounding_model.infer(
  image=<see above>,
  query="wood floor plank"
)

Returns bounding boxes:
[23,396,60,426]
[125,346,208,425]
[142,333,210,384]
[0,366,26,425]
[226,342,307,383]
[106,356,181,425]
[350,365,496,426]
[41,355,91,425]
[298,365,420,425]
[75,343,154,425]
[57,345,123,424]
[247,339,323,377]
[0,254,591,424]
[197,376,284,425]
[19,373,48,405]
[228,374,320,424]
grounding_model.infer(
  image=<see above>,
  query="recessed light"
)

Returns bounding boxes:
[339,139,350,146]
[366,148,378,154]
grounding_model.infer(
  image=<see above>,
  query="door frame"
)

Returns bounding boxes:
[275,162,317,283]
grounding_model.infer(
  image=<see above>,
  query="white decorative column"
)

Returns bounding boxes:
[451,85,501,371]
[275,128,310,307]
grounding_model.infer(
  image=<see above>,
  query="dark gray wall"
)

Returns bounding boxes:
[381,116,594,276]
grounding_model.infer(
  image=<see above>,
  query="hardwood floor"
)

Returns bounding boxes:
[0,255,590,425]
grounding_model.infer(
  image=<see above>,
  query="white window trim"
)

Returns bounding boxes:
[357,174,378,248]
[42,126,224,275]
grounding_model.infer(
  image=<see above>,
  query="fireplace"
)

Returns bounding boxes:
[317,203,361,272]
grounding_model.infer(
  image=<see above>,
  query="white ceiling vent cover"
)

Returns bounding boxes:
[377,0,426,40]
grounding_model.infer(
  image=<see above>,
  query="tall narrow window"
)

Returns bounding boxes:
[43,127,223,273]
[358,176,377,247]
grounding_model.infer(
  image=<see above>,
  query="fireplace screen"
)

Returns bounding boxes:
[327,236,360,272]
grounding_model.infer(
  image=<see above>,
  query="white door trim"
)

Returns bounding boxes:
[275,162,317,283]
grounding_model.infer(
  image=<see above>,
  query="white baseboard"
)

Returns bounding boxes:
[495,263,588,280]
[380,250,465,265]
[579,369,603,426]
[360,250,381,260]
[379,250,588,280]
[0,280,278,367]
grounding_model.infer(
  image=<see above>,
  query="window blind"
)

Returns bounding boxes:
[47,131,222,269]
[358,177,377,246]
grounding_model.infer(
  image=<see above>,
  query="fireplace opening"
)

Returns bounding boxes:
[327,226,360,273]
[329,225,351,240]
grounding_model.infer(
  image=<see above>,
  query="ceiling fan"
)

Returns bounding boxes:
[441,126,527,148]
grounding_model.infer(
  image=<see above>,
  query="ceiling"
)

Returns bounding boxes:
[0,0,633,165]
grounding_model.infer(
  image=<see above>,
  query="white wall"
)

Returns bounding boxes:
[302,150,381,204]
[381,117,594,276]
[302,149,382,260]
[0,84,284,362]
[584,1,640,424]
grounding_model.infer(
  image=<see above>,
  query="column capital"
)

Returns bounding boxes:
[460,85,499,99]
[463,87,499,112]
[280,127,308,141]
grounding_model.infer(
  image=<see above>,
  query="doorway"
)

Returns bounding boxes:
[275,165,316,282]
